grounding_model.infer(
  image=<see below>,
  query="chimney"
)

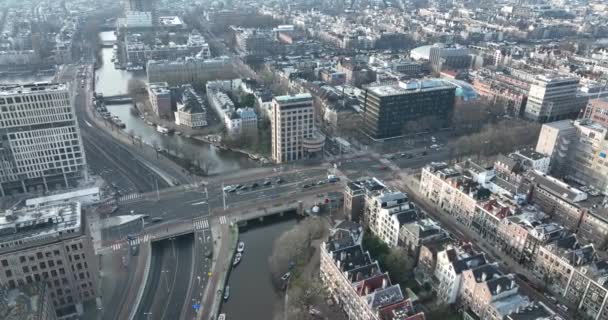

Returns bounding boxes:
[382,278,388,289]
[496,284,502,294]
[481,272,487,282]
[341,251,347,261]
[365,285,370,295]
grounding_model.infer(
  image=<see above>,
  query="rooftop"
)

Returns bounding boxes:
[366,79,455,97]
[274,93,313,104]
[0,202,82,252]
[0,82,67,95]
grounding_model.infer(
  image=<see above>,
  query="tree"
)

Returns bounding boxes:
[268,218,325,282]
[240,93,256,108]
[151,140,160,159]
[128,129,136,144]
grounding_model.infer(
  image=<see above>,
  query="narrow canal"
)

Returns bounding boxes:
[221,217,297,319]
[95,31,257,174]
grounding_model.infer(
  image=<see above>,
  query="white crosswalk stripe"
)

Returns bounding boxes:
[111,243,123,251]
[118,193,141,202]
[193,219,209,230]
[219,216,227,224]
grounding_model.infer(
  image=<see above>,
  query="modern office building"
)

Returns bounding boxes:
[270,94,325,163]
[0,282,57,320]
[359,80,455,140]
[0,202,98,319]
[524,75,588,123]
[429,45,471,72]
[0,83,87,195]
[147,57,231,86]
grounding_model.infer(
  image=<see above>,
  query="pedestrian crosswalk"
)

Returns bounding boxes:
[194,219,209,230]
[129,234,153,246]
[219,216,227,224]
[118,193,141,202]
[111,243,123,251]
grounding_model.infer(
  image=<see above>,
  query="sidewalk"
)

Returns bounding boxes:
[198,222,237,320]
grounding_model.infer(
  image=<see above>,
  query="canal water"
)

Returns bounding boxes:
[95,31,257,174]
[222,217,297,319]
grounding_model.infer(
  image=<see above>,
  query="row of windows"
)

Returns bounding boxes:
[0,92,69,105]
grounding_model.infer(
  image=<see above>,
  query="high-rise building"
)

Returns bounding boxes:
[0,202,98,319]
[270,94,325,163]
[358,80,455,140]
[0,83,87,195]
[524,75,588,123]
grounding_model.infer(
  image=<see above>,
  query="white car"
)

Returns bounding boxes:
[223,185,234,192]
[430,144,439,149]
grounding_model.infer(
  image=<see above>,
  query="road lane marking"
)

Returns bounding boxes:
[219,216,227,224]
[85,120,93,127]
[191,201,207,206]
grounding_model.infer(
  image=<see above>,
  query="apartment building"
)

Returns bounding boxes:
[206,80,258,136]
[0,202,98,319]
[344,178,387,222]
[147,82,172,118]
[270,94,325,163]
[582,98,608,127]
[320,221,425,320]
[434,243,487,304]
[534,120,576,176]
[364,189,409,237]
[0,83,87,195]
[524,74,587,122]
[174,85,207,128]
[0,282,56,320]
[399,218,448,257]
[459,264,529,320]
[358,80,455,140]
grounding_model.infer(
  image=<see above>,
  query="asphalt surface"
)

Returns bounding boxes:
[112,167,331,223]
[135,234,194,320]
[73,65,169,194]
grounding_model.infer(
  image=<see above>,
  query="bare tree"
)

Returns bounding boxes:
[151,140,160,159]
[128,129,136,144]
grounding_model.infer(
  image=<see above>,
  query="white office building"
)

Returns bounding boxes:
[271,94,325,163]
[0,83,87,195]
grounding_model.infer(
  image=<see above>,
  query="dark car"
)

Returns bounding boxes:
[251,182,259,188]
[302,184,311,189]
[276,178,284,184]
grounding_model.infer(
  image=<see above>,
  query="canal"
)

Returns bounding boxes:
[221,217,297,319]
[95,31,257,174]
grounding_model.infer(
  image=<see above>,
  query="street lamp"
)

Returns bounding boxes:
[143,312,152,320]
[161,270,171,293]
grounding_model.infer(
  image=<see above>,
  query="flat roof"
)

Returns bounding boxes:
[367,79,454,97]
[0,82,67,95]
[0,202,82,248]
[274,93,312,103]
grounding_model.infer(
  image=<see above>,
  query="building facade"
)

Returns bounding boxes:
[146,56,232,86]
[524,75,587,123]
[583,98,608,127]
[270,94,325,163]
[174,85,207,128]
[0,282,57,320]
[0,83,87,195]
[359,80,455,140]
[147,82,172,118]
[0,203,98,319]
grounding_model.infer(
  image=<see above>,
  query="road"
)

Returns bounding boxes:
[135,234,194,320]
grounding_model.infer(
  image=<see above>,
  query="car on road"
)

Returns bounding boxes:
[223,185,234,192]
[276,178,284,184]
[302,184,311,189]
[557,304,568,312]
[251,182,259,188]
[316,180,326,185]
[151,217,163,223]
[430,144,439,149]
[421,151,428,156]
[263,180,272,186]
